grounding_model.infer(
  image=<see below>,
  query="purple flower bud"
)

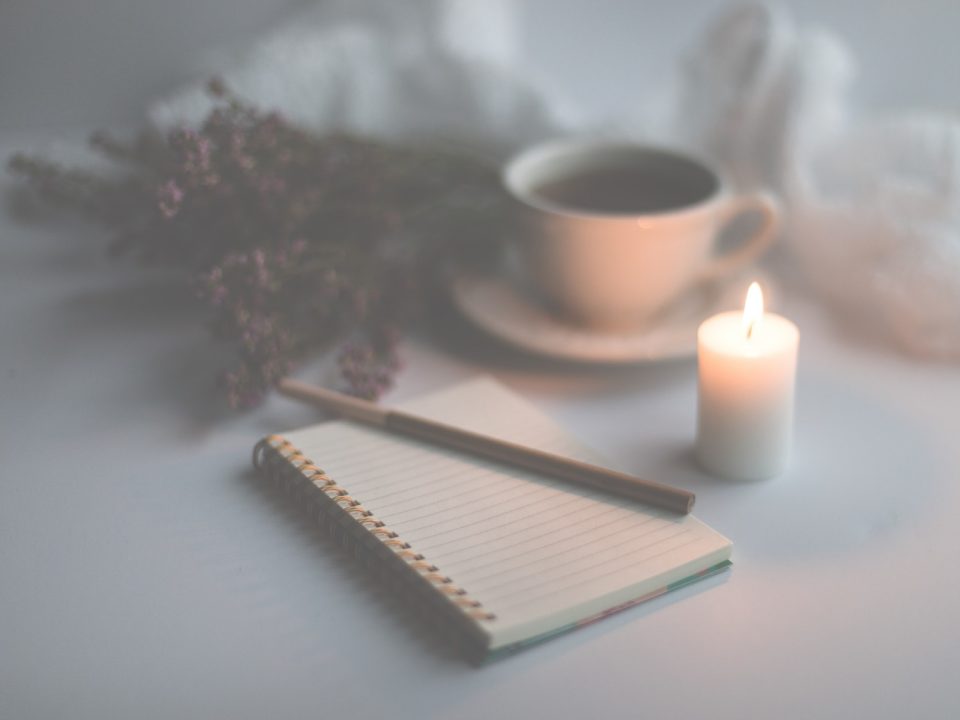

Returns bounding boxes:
[157,180,184,219]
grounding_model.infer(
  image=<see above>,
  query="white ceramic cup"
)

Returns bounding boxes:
[503,139,780,328]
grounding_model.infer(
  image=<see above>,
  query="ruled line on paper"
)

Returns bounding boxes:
[474,525,691,602]
[402,485,603,545]
[453,513,670,583]
[489,533,701,612]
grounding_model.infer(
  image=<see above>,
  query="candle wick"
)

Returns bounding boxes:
[746,322,754,340]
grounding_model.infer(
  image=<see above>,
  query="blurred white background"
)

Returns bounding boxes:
[2,0,958,131]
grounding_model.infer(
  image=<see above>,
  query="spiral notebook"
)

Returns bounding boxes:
[254,377,732,662]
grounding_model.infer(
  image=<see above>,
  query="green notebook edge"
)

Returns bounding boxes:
[480,560,733,664]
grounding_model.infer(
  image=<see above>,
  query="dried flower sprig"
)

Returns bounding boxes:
[8,79,511,407]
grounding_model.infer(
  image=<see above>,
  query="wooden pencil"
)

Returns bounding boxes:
[276,378,696,514]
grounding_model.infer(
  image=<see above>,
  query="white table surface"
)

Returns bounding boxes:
[2,128,959,719]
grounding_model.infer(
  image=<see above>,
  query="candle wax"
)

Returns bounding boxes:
[696,310,799,480]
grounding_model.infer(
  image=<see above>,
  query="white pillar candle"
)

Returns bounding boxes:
[696,282,799,480]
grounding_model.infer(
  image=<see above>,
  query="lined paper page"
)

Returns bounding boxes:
[283,378,730,643]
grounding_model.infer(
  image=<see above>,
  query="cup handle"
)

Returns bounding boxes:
[697,192,780,282]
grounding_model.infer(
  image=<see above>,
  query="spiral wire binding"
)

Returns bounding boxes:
[254,434,495,622]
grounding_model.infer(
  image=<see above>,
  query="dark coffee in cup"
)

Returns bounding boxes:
[529,150,719,214]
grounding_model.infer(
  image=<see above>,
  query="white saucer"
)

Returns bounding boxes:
[450,270,777,364]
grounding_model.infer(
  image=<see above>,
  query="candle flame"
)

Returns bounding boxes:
[743,282,764,339]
